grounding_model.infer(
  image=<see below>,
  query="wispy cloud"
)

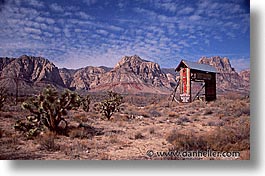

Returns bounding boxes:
[189,15,202,21]
[178,7,194,15]
[50,3,64,13]
[82,0,97,6]
[0,0,249,70]
[26,0,44,8]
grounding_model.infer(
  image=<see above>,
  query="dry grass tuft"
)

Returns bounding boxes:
[69,128,88,139]
[203,109,213,115]
[167,118,249,153]
[149,127,155,134]
[168,112,179,118]
[135,132,145,140]
[38,132,60,152]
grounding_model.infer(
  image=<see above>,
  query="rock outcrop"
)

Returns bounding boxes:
[60,55,177,94]
[0,55,249,95]
[92,55,176,93]
[239,69,250,83]
[0,55,64,94]
[198,56,250,92]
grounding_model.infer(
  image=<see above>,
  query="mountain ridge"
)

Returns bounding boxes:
[0,55,250,95]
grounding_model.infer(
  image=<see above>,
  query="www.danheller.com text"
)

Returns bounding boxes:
[146,150,240,159]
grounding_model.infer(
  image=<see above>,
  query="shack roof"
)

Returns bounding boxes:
[175,60,217,73]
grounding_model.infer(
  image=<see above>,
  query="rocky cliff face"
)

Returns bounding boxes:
[198,56,250,92]
[239,69,250,83]
[60,55,177,94]
[0,55,249,95]
[93,55,176,93]
[69,66,106,90]
[0,55,65,94]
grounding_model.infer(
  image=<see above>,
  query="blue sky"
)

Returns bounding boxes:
[0,0,250,71]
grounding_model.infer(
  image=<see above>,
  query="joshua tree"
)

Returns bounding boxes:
[21,86,82,133]
[81,94,90,112]
[97,91,123,120]
[0,86,8,111]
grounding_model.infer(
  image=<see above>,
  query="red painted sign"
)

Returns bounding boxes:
[182,68,187,94]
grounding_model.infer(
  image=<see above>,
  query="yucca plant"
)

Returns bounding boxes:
[21,86,82,133]
[97,91,123,120]
[81,94,90,112]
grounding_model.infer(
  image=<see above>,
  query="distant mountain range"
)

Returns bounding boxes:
[0,55,249,95]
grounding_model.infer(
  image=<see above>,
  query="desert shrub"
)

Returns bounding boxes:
[109,135,119,144]
[149,109,161,117]
[21,86,82,133]
[176,116,190,125]
[207,120,224,126]
[69,123,103,139]
[203,109,213,115]
[81,94,90,112]
[39,132,59,151]
[14,119,43,139]
[0,87,8,111]
[224,92,242,100]
[69,127,89,139]
[167,119,250,152]
[135,132,144,139]
[69,126,97,139]
[168,112,179,118]
[241,106,250,116]
[97,91,123,120]
[191,100,206,108]
[149,127,155,134]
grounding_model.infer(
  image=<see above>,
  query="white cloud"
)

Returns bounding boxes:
[107,25,124,32]
[26,0,44,8]
[83,0,97,6]
[63,28,71,38]
[178,7,194,15]
[46,18,55,25]
[50,3,64,13]
[0,0,249,69]
[35,16,46,22]
[24,27,42,35]
[77,11,90,20]
[189,15,202,21]
[96,29,108,36]
[161,3,177,13]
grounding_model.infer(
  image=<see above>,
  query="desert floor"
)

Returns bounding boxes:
[0,93,250,160]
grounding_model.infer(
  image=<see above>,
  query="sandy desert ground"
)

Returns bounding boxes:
[0,92,250,160]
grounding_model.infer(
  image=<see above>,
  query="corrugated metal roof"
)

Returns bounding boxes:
[177,60,217,73]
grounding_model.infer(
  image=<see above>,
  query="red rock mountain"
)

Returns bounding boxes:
[239,69,250,83]
[0,55,249,95]
[0,55,64,94]
[198,56,250,93]
[59,55,177,94]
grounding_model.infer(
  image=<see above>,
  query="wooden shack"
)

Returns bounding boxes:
[175,60,217,103]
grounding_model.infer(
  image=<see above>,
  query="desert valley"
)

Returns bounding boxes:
[0,55,250,160]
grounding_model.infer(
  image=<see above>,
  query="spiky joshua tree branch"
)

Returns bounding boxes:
[21,86,82,132]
